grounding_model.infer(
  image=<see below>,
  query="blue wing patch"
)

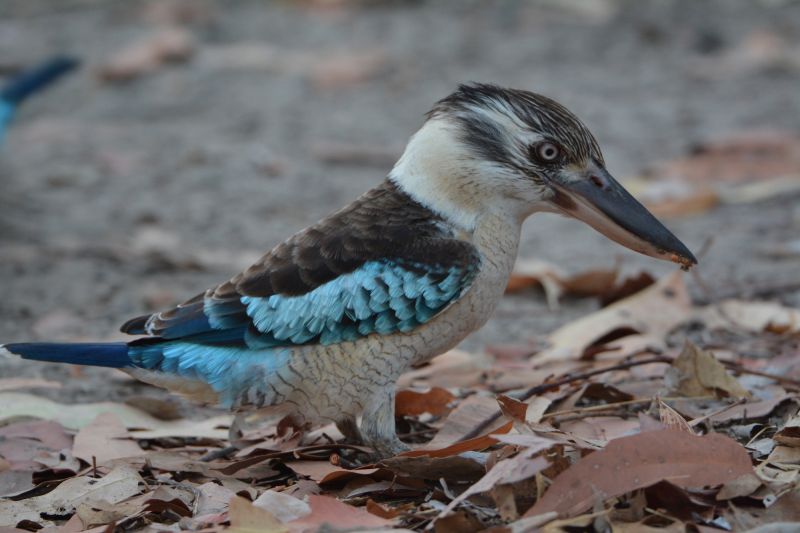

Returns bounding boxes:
[229,259,477,348]
[125,258,477,405]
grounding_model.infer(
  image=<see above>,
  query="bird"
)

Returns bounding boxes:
[2,83,696,457]
[0,56,79,146]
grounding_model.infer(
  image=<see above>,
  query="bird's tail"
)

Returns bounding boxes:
[1,342,132,368]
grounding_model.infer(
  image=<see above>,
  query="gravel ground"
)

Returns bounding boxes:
[1,0,800,408]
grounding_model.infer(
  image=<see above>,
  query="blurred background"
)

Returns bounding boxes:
[2,0,800,403]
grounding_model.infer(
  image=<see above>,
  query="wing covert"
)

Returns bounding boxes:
[120,179,480,348]
[241,257,478,347]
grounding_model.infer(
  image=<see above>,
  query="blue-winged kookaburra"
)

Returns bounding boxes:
[3,84,696,457]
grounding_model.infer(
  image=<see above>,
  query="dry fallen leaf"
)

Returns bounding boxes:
[506,258,619,309]
[665,342,751,399]
[0,466,144,527]
[287,494,394,531]
[774,408,800,447]
[533,270,690,362]
[658,399,694,434]
[0,393,231,439]
[417,395,508,450]
[227,495,286,533]
[380,455,486,482]
[72,412,144,465]
[395,387,455,417]
[398,349,488,389]
[698,299,800,334]
[525,429,753,518]
[437,451,550,521]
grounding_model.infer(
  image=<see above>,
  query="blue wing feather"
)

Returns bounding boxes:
[239,259,477,347]
[119,256,478,393]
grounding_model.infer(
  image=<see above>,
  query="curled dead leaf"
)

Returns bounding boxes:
[395,387,455,417]
[524,429,753,518]
[534,271,690,362]
[665,342,751,399]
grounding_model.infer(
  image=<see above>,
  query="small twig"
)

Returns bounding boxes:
[549,409,633,424]
[745,424,773,448]
[541,395,701,421]
[458,356,671,442]
[688,397,748,427]
[720,361,800,390]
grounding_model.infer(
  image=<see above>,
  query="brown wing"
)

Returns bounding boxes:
[120,180,474,339]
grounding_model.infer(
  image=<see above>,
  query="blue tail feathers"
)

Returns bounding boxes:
[3,342,132,368]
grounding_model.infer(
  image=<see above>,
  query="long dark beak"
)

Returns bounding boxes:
[550,167,697,269]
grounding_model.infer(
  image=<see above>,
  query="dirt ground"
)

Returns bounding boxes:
[2,0,800,409]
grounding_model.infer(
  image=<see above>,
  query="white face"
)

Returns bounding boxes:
[390,89,696,268]
[390,114,557,231]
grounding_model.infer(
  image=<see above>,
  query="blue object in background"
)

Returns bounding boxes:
[0,56,79,145]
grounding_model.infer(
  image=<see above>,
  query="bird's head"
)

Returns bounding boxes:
[390,83,696,268]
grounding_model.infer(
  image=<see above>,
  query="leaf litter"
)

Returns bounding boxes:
[3,270,800,531]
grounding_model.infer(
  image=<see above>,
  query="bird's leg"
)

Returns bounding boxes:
[336,416,363,444]
[359,386,409,458]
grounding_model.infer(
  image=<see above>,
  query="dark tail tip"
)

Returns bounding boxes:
[3,342,131,368]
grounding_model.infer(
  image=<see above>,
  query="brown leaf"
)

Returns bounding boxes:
[0,466,144,527]
[599,272,655,306]
[76,486,191,528]
[698,299,800,334]
[420,395,508,449]
[774,408,800,447]
[0,420,72,470]
[533,271,690,363]
[665,342,750,399]
[435,510,486,533]
[72,413,144,465]
[252,490,311,523]
[658,399,694,434]
[641,481,712,523]
[288,461,376,483]
[380,455,486,482]
[0,392,231,438]
[395,387,455,417]
[525,429,753,518]
[123,396,182,421]
[398,349,487,390]
[506,259,618,309]
[403,421,513,458]
[717,473,762,500]
[558,416,641,446]
[287,494,394,531]
[497,394,528,423]
[767,445,800,464]
[437,451,550,520]
[365,499,401,519]
[227,495,286,533]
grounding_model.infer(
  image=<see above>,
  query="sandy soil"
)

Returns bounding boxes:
[1,0,800,409]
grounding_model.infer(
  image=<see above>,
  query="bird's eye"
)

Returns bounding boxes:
[532,141,561,163]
